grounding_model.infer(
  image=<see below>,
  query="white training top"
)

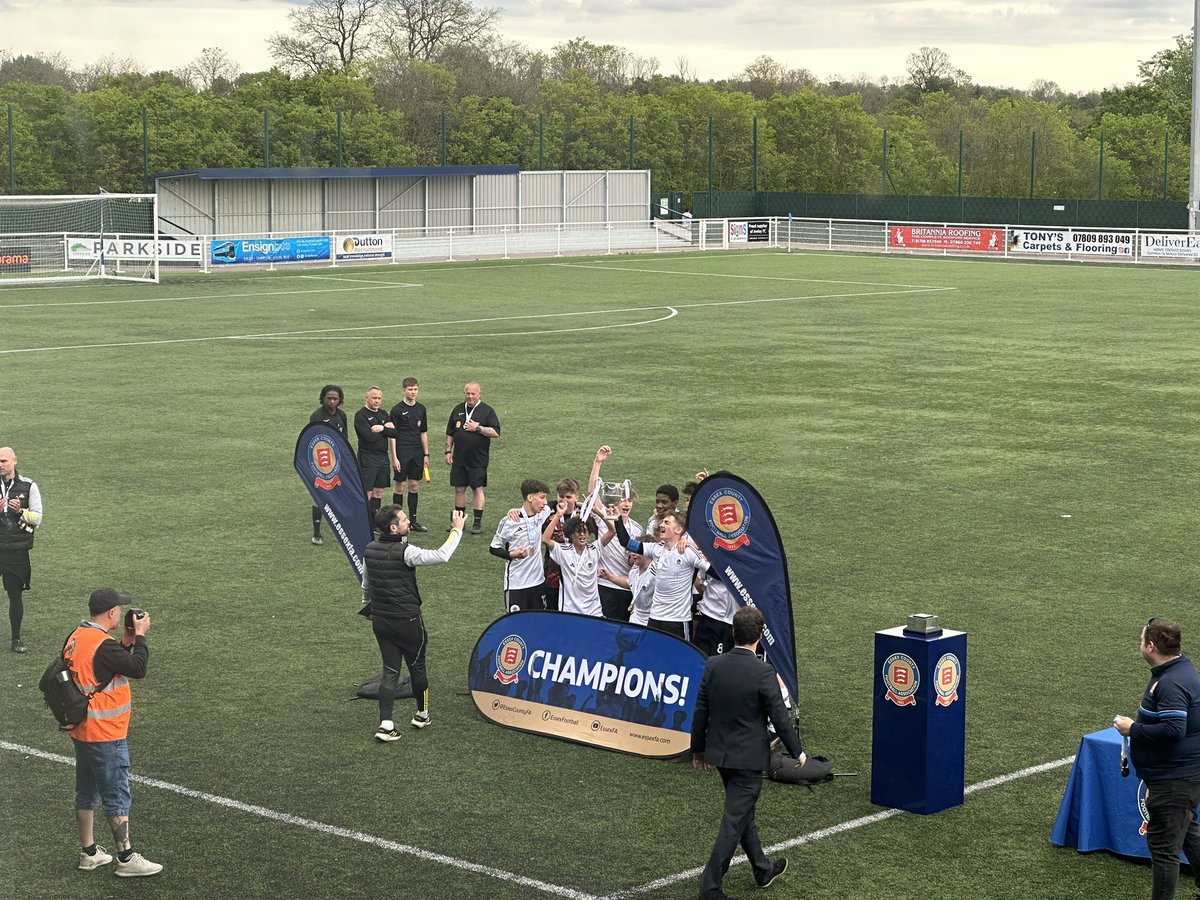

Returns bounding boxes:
[628,565,655,626]
[697,571,735,622]
[549,542,603,616]
[596,516,643,588]
[491,507,551,590]
[640,542,709,622]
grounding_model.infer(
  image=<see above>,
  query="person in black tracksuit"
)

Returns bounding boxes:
[1115,617,1200,900]
[308,384,347,545]
[362,506,465,742]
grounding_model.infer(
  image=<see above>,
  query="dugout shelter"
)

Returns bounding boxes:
[153,166,652,238]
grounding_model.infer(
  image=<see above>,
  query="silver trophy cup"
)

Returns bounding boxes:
[599,479,632,508]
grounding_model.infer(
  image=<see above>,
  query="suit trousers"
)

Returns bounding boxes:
[698,767,773,899]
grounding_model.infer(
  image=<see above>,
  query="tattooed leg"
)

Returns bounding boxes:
[108,817,131,851]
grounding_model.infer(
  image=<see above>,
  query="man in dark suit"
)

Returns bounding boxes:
[691,606,804,899]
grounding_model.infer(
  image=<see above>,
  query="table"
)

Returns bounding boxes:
[1051,727,1194,860]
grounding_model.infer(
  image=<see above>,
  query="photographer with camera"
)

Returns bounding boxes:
[0,447,41,653]
[64,589,162,877]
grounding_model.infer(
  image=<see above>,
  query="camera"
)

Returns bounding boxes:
[124,608,147,628]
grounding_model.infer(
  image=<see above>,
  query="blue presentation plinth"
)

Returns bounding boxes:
[870,625,967,814]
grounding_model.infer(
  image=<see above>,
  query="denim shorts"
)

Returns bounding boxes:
[74,737,131,817]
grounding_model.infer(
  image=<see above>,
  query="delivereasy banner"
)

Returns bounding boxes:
[687,472,799,704]
[1140,232,1200,260]
[469,611,708,758]
[294,422,371,584]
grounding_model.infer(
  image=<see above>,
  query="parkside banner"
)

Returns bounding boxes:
[1140,232,1200,260]
[469,611,708,758]
[293,422,371,583]
[334,233,393,261]
[211,236,331,264]
[68,238,204,261]
[890,226,1003,252]
[1010,229,1133,257]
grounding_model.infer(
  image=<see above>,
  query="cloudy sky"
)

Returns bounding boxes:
[1,0,1194,92]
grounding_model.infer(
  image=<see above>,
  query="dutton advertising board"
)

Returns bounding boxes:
[211,236,332,265]
[469,611,708,758]
[1010,229,1132,257]
[889,226,1003,252]
[334,233,393,261]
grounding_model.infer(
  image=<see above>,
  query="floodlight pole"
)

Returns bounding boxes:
[1190,0,1200,231]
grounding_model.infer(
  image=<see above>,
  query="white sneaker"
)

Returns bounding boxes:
[78,845,113,870]
[114,851,163,877]
[410,712,431,729]
[375,726,401,742]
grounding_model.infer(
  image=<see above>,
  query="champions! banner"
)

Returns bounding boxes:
[469,611,708,758]
[294,422,372,583]
[686,472,799,703]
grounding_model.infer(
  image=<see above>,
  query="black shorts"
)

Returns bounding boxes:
[393,450,424,482]
[450,464,488,489]
[599,586,632,621]
[648,618,690,641]
[506,584,545,613]
[360,459,391,490]
[693,614,733,657]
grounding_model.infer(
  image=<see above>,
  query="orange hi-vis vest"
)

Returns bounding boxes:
[64,623,132,742]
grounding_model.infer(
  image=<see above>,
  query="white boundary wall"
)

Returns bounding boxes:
[138,215,1199,273]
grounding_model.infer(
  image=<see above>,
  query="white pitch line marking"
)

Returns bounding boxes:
[300,274,422,287]
[555,262,949,290]
[603,754,1077,898]
[0,740,602,900]
[0,286,952,355]
[0,282,398,310]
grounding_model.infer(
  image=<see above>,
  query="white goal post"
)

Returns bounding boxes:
[0,193,160,284]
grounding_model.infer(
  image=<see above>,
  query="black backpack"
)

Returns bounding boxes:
[38,637,90,729]
[768,752,837,788]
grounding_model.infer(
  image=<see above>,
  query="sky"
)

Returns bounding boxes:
[1,0,1195,93]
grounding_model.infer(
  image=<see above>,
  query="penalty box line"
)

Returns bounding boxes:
[602,753,1077,899]
[0,740,602,900]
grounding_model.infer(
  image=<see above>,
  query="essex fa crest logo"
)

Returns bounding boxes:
[307,434,343,490]
[883,653,919,707]
[705,490,751,551]
[934,653,961,707]
[494,635,527,685]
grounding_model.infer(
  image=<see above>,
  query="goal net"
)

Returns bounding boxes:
[0,193,160,284]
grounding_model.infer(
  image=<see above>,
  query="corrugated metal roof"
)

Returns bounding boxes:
[153,166,520,181]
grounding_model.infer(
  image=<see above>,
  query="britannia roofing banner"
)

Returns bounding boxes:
[686,472,799,704]
[211,236,331,264]
[469,611,708,758]
[334,233,393,261]
[68,238,204,262]
[889,226,1003,252]
[294,422,371,584]
[1140,232,1200,260]
[1009,229,1133,256]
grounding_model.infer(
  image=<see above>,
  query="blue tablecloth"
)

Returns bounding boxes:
[1051,727,1194,859]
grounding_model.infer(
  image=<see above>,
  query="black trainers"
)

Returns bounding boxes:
[409,520,428,533]
[411,712,431,729]
[374,726,401,743]
[757,858,787,888]
[11,639,26,654]
[470,522,483,535]
[312,535,323,545]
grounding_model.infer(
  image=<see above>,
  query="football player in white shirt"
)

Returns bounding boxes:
[488,479,553,612]
[588,444,644,621]
[541,503,603,617]
[693,572,736,656]
[615,510,709,640]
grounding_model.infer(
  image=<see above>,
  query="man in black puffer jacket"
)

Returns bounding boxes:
[362,506,465,742]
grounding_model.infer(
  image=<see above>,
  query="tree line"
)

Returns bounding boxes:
[0,0,1193,201]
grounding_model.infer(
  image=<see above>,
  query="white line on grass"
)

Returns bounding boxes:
[602,754,1077,899]
[0,282,400,310]
[0,286,952,355]
[300,274,423,287]
[555,262,949,290]
[0,739,603,900]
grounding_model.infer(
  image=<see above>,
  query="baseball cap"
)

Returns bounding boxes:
[89,588,132,615]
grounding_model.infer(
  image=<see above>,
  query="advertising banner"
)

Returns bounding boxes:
[211,236,331,265]
[334,233,394,261]
[686,473,799,704]
[728,221,749,244]
[1140,232,1200,260]
[68,238,204,262]
[889,226,1003,252]
[747,220,770,243]
[0,247,32,273]
[293,422,371,584]
[469,611,708,758]
[1009,229,1133,257]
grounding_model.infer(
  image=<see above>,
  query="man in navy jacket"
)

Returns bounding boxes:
[1115,617,1200,900]
[691,606,804,900]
